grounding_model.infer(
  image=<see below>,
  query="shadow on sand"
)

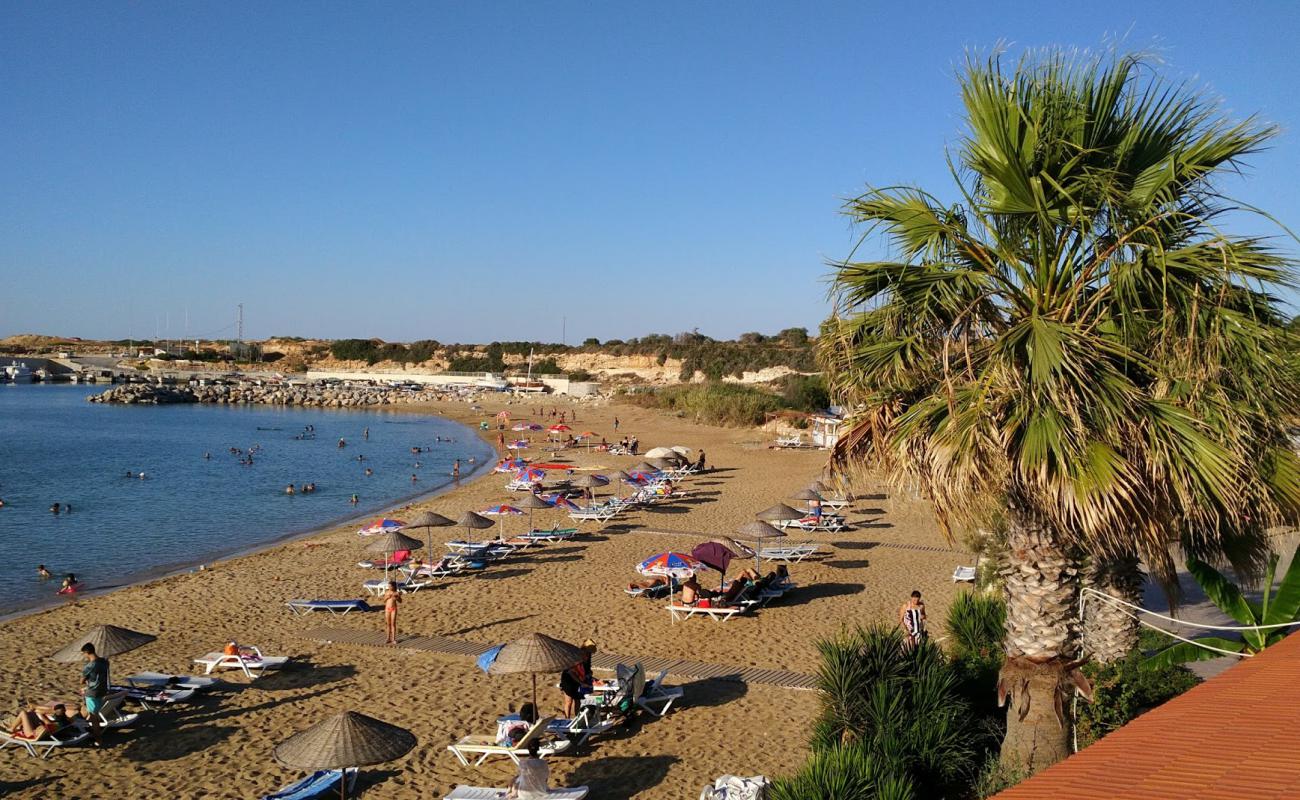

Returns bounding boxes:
[567,754,680,797]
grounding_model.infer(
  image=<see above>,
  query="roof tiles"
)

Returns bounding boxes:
[994,632,1300,800]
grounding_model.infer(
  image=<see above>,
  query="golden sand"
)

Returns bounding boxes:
[0,397,967,798]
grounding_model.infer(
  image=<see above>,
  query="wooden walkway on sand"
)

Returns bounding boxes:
[301,626,819,691]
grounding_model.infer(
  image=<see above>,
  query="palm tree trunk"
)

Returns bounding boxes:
[1080,553,1144,664]
[998,513,1082,773]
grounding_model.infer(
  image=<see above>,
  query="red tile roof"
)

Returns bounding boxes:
[994,632,1300,800]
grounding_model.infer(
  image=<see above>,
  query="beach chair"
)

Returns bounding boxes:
[124,672,221,692]
[444,787,588,800]
[193,646,289,678]
[781,515,847,532]
[638,667,685,716]
[262,768,357,800]
[759,543,819,563]
[285,599,374,615]
[624,579,677,600]
[363,578,432,596]
[666,601,747,623]
[821,498,852,512]
[546,703,620,748]
[357,549,412,569]
[952,565,977,583]
[0,720,90,758]
[446,715,570,766]
[111,684,197,710]
[76,692,141,729]
[520,528,578,544]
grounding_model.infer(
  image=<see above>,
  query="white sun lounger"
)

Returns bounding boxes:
[285,599,374,615]
[193,647,289,678]
[111,684,197,709]
[447,716,569,766]
[124,672,220,691]
[444,787,589,800]
[759,544,819,562]
[952,565,977,582]
[666,603,746,623]
[637,668,684,716]
[778,515,847,532]
[363,578,432,596]
[263,768,357,800]
[55,692,140,729]
[0,723,90,758]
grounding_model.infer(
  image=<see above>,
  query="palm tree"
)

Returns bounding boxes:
[820,49,1300,772]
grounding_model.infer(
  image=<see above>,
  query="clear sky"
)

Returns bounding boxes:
[3,2,1298,343]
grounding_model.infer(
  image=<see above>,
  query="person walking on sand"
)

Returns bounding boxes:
[383,581,401,644]
[80,643,108,746]
[899,590,927,649]
[613,417,619,432]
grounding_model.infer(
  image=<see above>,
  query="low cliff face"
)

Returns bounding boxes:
[87,382,436,408]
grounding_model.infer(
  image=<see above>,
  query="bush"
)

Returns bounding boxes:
[567,369,593,382]
[622,382,787,427]
[781,374,830,413]
[945,592,1005,661]
[1075,655,1200,748]
[774,627,990,799]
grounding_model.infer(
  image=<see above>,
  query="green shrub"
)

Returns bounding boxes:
[1075,654,1200,748]
[622,382,787,427]
[945,592,1005,661]
[787,627,988,798]
[770,744,915,800]
[781,374,830,412]
[567,369,593,382]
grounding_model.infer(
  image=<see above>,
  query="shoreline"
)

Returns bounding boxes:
[0,401,501,624]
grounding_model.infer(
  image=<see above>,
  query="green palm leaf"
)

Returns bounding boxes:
[1186,557,1257,627]
[1145,637,1247,668]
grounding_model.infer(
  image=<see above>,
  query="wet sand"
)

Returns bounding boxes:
[0,397,969,799]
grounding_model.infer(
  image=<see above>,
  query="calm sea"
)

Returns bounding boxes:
[0,384,494,613]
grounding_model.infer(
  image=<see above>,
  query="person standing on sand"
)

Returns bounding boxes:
[899,590,927,649]
[80,643,108,746]
[613,417,619,432]
[383,581,401,644]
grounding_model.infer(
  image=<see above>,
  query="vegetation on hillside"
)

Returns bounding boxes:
[621,375,829,427]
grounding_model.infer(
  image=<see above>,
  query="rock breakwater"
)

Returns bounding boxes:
[88,382,435,408]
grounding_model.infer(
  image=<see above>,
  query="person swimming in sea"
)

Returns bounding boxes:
[36,565,52,579]
[350,494,359,505]
[364,468,373,477]
[285,484,295,495]
[204,452,211,460]
[50,503,60,515]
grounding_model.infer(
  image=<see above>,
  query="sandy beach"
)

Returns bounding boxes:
[0,397,968,799]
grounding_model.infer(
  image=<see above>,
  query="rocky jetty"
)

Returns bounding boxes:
[88,382,435,408]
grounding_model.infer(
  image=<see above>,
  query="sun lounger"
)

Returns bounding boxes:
[624,580,677,599]
[124,672,220,691]
[363,578,432,595]
[447,715,570,766]
[759,544,819,562]
[193,646,289,678]
[519,528,578,543]
[263,768,357,800]
[357,549,412,569]
[0,721,90,758]
[111,684,197,709]
[666,602,747,622]
[773,435,813,449]
[50,692,140,729]
[777,515,847,532]
[952,565,977,582]
[444,787,589,800]
[286,599,374,615]
[546,704,619,748]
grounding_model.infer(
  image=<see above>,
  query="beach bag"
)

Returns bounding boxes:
[699,775,770,800]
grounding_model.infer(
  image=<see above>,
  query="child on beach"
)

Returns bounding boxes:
[383,582,400,645]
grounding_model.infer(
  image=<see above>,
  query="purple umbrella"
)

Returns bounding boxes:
[691,541,736,589]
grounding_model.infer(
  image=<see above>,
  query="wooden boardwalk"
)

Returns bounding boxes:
[301,626,819,691]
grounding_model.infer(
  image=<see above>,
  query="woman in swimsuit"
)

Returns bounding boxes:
[383,582,401,645]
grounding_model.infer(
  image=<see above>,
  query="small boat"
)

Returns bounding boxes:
[4,362,34,383]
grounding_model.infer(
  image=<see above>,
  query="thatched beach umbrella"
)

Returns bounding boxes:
[457,510,495,543]
[608,470,632,499]
[572,473,608,504]
[808,480,829,494]
[757,503,804,523]
[405,511,455,565]
[738,520,787,571]
[273,711,416,800]
[514,492,552,532]
[52,625,156,662]
[365,531,425,580]
[488,633,584,710]
[791,488,824,502]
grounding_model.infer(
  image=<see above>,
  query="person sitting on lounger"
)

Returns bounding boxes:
[496,701,538,746]
[679,576,719,605]
[506,738,550,799]
[9,701,70,739]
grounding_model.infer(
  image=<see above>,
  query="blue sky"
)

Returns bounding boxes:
[3,2,1298,343]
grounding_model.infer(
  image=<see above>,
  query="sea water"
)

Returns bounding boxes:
[0,384,494,613]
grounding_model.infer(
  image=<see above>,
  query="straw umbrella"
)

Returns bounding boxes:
[457,510,495,543]
[791,487,824,517]
[273,711,416,800]
[365,531,424,580]
[738,520,787,571]
[51,625,156,662]
[608,470,632,500]
[757,503,804,523]
[405,510,455,566]
[488,633,584,711]
[514,492,552,532]
[571,474,608,505]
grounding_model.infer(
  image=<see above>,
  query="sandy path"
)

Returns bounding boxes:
[0,397,968,799]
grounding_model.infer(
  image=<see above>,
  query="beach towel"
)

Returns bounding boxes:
[699,775,770,800]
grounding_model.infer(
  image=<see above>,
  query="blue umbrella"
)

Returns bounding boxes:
[476,644,505,673]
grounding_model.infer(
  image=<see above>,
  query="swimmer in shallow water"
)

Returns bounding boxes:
[285,484,295,495]
[36,565,52,579]
[364,468,373,477]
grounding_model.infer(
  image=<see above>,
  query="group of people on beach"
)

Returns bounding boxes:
[9,642,109,747]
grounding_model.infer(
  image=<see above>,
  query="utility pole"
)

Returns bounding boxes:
[562,316,566,346]
[237,303,244,342]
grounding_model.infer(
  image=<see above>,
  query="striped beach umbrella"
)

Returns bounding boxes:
[637,552,702,579]
[481,504,524,538]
